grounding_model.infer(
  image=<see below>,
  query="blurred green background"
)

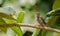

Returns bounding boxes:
[0,0,60,36]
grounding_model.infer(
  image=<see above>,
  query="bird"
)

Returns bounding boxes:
[36,12,47,27]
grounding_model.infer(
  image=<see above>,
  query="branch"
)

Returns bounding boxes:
[0,23,60,33]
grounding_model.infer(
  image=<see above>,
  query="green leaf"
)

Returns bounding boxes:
[11,26,23,36]
[47,9,60,16]
[32,29,40,36]
[5,19,23,36]
[46,9,60,26]
[5,11,25,36]
[0,12,15,20]
[53,0,60,9]
[16,11,24,23]
[16,11,24,36]
[0,18,7,33]
[43,31,56,36]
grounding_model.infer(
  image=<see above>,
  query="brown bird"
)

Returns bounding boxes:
[36,12,47,27]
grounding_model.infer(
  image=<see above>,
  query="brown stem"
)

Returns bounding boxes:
[0,23,60,33]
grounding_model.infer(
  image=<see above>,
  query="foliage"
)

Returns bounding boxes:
[0,0,60,36]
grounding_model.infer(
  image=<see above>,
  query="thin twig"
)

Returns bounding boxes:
[0,23,60,33]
